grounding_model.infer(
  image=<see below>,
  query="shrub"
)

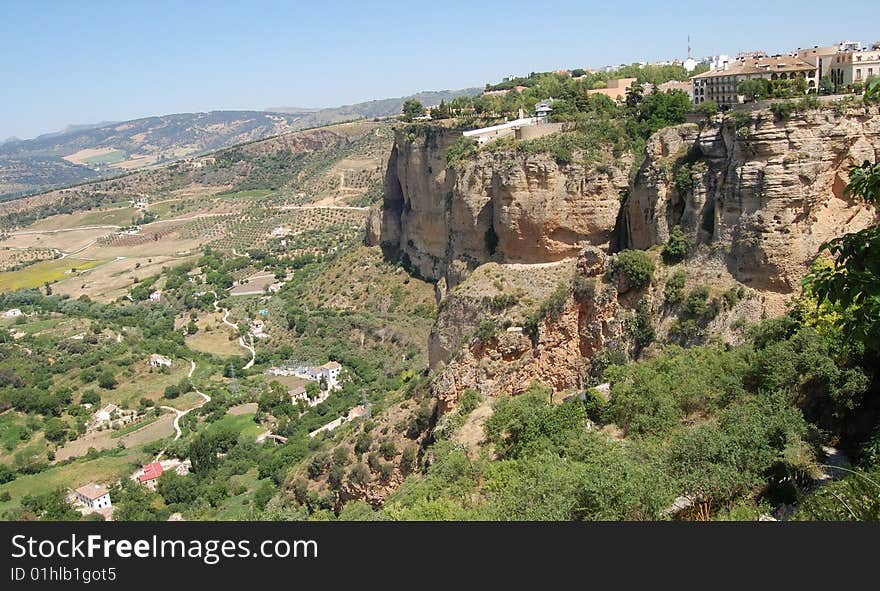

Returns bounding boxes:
[378,461,395,481]
[379,439,397,460]
[609,250,655,290]
[674,165,695,196]
[627,297,655,352]
[475,319,497,343]
[665,270,687,304]
[770,101,797,121]
[661,226,688,264]
[307,452,329,479]
[401,444,418,471]
[354,432,372,455]
[328,464,345,488]
[332,446,351,467]
[683,285,711,318]
[722,287,741,309]
[581,388,607,422]
[694,100,718,120]
[572,275,596,301]
[80,390,101,406]
[347,463,370,486]
[446,136,478,168]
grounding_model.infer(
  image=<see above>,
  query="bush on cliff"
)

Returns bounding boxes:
[608,250,655,291]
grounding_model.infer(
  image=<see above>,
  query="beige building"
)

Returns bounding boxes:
[691,55,816,106]
[829,49,880,88]
[656,80,693,101]
[794,45,840,81]
[587,77,637,101]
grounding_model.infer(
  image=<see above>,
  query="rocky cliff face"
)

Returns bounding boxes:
[369,127,632,291]
[372,106,879,414]
[625,105,880,293]
[431,248,625,413]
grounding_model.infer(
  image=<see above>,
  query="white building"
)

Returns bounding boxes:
[149,353,172,368]
[462,116,540,146]
[74,483,112,511]
[2,308,22,318]
[683,57,700,73]
[249,319,268,339]
[534,100,554,120]
[320,361,342,382]
[149,290,162,302]
[93,403,120,425]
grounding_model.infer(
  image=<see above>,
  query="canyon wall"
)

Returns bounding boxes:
[625,105,880,292]
[368,127,632,291]
[371,106,880,410]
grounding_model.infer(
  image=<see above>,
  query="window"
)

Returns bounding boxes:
[856,68,862,80]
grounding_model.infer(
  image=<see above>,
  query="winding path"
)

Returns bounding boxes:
[156,360,212,458]
[214,299,256,368]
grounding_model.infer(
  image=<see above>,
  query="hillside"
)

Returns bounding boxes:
[1,87,878,524]
[0,88,480,201]
[266,88,481,126]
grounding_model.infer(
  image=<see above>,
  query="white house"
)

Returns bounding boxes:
[320,361,342,383]
[74,483,112,511]
[249,319,268,339]
[535,99,554,120]
[149,353,172,368]
[149,290,162,302]
[2,308,22,318]
[93,403,120,424]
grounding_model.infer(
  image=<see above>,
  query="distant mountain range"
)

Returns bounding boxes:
[0,88,480,201]
[265,88,481,125]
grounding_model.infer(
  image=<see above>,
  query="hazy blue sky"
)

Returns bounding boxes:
[2,0,878,139]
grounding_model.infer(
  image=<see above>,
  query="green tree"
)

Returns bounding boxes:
[694,100,718,120]
[804,160,880,351]
[610,250,655,291]
[97,369,117,389]
[401,99,425,122]
[661,226,688,264]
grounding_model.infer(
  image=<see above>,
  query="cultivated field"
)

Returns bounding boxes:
[54,413,175,462]
[0,257,108,293]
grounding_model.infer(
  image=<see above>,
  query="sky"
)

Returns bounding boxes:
[1,0,878,140]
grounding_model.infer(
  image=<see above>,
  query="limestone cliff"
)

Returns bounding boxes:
[372,106,879,414]
[625,104,880,293]
[369,127,632,291]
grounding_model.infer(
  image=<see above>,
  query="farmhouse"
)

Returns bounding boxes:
[319,361,342,382]
[137,461,164,489]
[93,403,120,425]
[249,319,268,339]
[74,483,112,511]
[149,290,162,302]
[2,308,22,318]
[149,354,172,368]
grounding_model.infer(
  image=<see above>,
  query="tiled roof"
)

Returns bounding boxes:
[76,483,109,500]
[692,56,814,79]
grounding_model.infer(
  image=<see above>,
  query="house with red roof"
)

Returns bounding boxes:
[137,461,163,489]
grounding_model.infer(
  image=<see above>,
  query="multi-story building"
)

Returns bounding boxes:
[74,483,112,511]
[794,45,840,81]
[691,55,816,106]
[829,49,880,88]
